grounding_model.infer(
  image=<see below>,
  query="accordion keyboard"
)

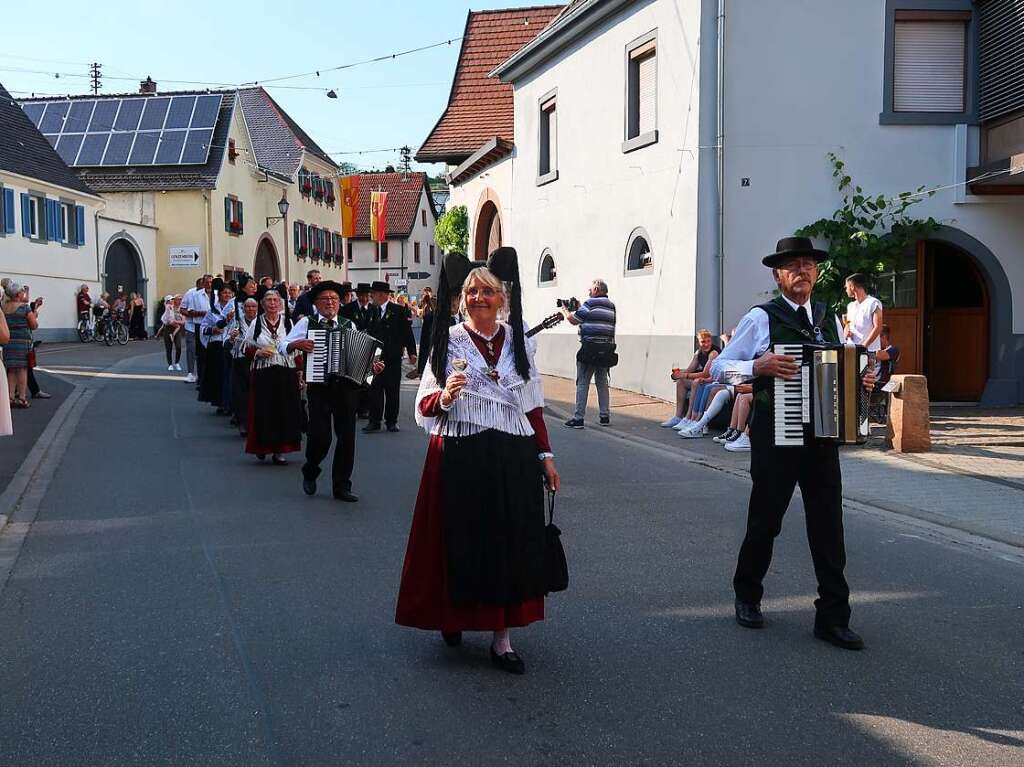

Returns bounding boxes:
[773,343,807,447]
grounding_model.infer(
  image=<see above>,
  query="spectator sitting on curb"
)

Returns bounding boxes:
[678,382,734,439]
[713,386,753,451]
[661,329,720,428]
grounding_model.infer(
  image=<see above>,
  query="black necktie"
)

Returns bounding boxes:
[796,304,813,330]
[325,319,335,330]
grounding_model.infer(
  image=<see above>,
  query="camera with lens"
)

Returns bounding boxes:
[556,297,580,312]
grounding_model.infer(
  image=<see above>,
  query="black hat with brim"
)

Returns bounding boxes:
[309,280,349,302]
[762,236,830,268]
[355,283,371,294]
[369,280,394,293]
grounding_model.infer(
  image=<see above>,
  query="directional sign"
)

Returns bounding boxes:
[169,246,201,269]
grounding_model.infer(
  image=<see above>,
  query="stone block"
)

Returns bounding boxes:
[886,375,931,453]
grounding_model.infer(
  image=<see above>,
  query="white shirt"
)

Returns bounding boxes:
[374,299,390,321]
[846,295,882,351]
[278,312,347,355]
[710,295,845,383]
[181,288,210,332]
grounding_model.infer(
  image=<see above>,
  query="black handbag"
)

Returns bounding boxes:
[544,490,569,594]
[577,339,619,368]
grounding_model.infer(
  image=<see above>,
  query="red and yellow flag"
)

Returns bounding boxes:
[369,190,388,243]
[340,175,360,238]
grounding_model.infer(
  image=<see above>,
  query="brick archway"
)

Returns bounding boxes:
[473,188,503,261]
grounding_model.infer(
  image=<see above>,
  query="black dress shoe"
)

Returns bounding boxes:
[814,624,865,650]
[302,478,316,496]
[333,490,359,503]
[272,455,288,466]
[441,631,462,647]
[362,423,381,433]
[490,645,526,675]
[386,424,400,433]
[735,599,765,629]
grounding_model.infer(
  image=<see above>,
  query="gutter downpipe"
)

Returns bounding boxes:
[717,0,726,333]
[696,0,724,336]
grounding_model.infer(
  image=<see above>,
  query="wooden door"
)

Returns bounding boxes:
[923,243,990,401]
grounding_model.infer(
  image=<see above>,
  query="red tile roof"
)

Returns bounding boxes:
[351,172,436,239]
[416,5,564,164]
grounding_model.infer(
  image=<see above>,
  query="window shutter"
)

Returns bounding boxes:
[3,188,14,234]
[978,0,1024,122]
[58,203,66,242]
[20,193,30,237]
[637,52,657,134]
[224,197,232,231]
[76,205,86,246]
[46,199,58,241]
[893,21,967,112]
[293,221,300,252]
[237,200,243,232]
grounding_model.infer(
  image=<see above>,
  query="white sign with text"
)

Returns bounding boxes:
[169,246,201,269]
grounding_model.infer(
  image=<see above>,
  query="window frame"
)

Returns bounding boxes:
[624,226,654,275]
[537,88,559,186]
[414,241,421,263]
[27,194,44,242]
[880,0,978,125]
[429,244,435,265]
[59,199,77,247]
[538,248,557,287]
[623,29,659,153]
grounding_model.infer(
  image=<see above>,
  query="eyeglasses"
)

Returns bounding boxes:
[777,258,818,273]
[316,296,341,303]
[464,287,498,299]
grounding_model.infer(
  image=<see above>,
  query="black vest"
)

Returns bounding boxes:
[307,314,352,332]
[751,296,841,442]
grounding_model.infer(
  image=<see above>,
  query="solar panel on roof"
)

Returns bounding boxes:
[78,133,109,165]
[165,96,195,129]
[39,101,69,133]
[191,95,222,128]
[22,102,45,128]
[65,100,94,133]
[55,134,84,165]
[114,99,145,131]
[103,132,134,165]
[20,93,222,167]
[139,97,170,131]
[155,130,186,164]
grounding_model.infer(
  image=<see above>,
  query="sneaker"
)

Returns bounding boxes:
[678,424,708,439]
[167,364,174,371]
[725,429,743,442]
[174,363,183,371]
[713,429,735,444]
[673,419,694,432]
[725,432,751,451]
[660,416,682,428]
[563,418,585,429]
[599,415,610,426]
[184,373,196,383]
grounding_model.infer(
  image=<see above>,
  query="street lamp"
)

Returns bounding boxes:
[266,194,290,226]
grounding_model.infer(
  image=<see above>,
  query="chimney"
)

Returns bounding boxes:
[139,76,157,95]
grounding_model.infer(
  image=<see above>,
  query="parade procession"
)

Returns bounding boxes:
[1,1,1023,765]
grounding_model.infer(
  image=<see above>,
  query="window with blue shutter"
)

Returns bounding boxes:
[20,193,31,238]
[236,200,243,233]
[224,197,232,232]
[293,221,301,254]
[2,188,14,234]
[46,199,59,241]
[76,205,85,246]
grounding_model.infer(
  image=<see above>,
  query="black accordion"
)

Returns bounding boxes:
[305,326,381,386]
[772,343,870,447]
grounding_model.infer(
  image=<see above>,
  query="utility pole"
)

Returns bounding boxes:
[399,145,412,177]
[89,63,102,95]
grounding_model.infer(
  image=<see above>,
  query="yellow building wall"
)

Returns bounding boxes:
[286,152,346,284]
[152,190,209,297]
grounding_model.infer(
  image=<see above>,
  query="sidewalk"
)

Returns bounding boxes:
[542,374,1024,548]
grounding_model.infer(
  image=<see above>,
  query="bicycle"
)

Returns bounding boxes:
[77,314,95,343]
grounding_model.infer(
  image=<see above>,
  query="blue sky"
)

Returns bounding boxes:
[0,0,537,175]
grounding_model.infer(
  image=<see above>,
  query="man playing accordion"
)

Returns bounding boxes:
[282,280,384,502]
[711,237,875,651]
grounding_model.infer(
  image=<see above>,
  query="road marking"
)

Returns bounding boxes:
[36,366,183,382]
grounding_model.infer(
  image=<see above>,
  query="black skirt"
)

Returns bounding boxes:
[245,365,302,454]
[231,356,251,423]
[441,429,546,607]
[198,341,224,404]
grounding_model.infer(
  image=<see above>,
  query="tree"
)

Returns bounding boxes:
[434,205,469,256]
[797,153,937,312]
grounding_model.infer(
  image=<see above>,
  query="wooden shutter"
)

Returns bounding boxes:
[76,205,85,245]
[978,0,1024,121]
[20,193,30,237]
[236,200,243,232]
[224,197,232,231]
[637,51,657,134]
[893,21,967,112]
[3,188,15,234]
[414,242,420,262]
[46,199,58,241]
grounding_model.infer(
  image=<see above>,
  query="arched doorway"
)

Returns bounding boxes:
[254,237,280,282]
[104,238,141,299]
[474,200,502,261]
[880,239,990,401]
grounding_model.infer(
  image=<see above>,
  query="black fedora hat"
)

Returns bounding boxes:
[338,281,353,295]
[355,282,371,294]
[763,236,829,268]
[369,280,393,293]
[309,280,349,302]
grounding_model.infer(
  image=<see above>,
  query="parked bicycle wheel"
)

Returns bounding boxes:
[103,323,115,346]
[77,319,93,343]
[115,321,129,346]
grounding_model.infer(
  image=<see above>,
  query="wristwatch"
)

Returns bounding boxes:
[538,452,554,461]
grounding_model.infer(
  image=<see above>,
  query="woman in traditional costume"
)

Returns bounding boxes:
[198,279,233,412]
[243,286,302,464]
[230,297,259,437]
[395,248,561,675]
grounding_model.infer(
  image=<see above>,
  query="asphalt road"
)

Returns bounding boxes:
[0,342,1021,766]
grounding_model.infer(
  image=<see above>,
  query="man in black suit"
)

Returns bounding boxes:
[364,280,416,433]
[292,268,322,320]
[340,282,373,330]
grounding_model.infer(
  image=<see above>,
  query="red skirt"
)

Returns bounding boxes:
[395,435,544,631]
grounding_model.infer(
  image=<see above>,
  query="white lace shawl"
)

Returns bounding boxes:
[244,317,297,370]
[415,322,545,437]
